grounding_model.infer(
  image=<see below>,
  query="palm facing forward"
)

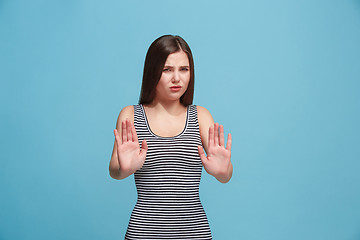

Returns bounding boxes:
[198,123,232,183]
[114,119,148,175]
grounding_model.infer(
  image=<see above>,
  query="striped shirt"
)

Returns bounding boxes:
[124,104,212,239]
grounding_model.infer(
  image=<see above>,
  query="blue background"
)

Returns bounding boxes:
[1,0,360,239]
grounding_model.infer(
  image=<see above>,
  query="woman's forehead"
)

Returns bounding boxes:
[165,51,189,66]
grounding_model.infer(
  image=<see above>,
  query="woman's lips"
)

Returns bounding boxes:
[170,86,181,92]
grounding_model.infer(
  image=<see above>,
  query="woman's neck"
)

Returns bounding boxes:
[145,99,185,115]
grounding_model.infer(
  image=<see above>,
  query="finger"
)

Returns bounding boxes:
[122,120,127,142]
[214,123,219,146]
[226,133,232,151]
[132,122,138,143]
[219,125,225,147]
[208,125,214,147]
[197,145,208,166]
[114,129,121,145]
[126,119,133,142]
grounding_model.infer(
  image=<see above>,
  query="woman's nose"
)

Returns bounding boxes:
[172,70,180,82]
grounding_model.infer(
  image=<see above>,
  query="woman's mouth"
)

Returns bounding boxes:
[170,86,181,92]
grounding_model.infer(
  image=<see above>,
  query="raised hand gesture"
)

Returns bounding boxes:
[114,119,148,176]
[198,123,232,183]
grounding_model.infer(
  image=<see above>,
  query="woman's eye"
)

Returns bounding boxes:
[181,68,189,71]
[163,68,170,72]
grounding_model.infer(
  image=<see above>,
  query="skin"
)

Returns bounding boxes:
[109,50,233,183]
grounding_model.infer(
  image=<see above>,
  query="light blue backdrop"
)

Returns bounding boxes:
[1,0,359,239]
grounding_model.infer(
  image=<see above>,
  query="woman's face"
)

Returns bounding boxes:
[154,51,190,103]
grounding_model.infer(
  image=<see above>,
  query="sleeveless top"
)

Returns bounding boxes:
[124,104,212,239]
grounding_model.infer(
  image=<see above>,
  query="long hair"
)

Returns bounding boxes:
[138,35,194,106]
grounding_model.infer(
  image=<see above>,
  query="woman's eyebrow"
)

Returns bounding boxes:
[163,65,189,68]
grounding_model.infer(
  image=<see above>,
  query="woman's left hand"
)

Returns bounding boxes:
[198,123,232,183]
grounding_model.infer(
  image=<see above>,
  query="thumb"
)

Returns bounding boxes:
[140,139,148,158]
[198,145,208,166]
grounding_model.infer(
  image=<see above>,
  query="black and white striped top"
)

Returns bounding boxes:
[125,104,212,240]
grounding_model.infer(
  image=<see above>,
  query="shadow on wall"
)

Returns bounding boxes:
[354,232,360,240]
[0,1,4,14]
[354,0,360,11]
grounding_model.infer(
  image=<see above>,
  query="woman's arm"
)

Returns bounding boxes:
[109,105,148,180]
[109,105,133,179]
[197,106,233,183]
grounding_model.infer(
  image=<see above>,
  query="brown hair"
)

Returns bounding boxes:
[138,35,194,106]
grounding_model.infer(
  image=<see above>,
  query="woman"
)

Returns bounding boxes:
[109,35,233,239]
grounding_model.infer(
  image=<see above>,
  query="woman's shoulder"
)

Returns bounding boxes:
[195,105,214,124]
[196,105,209,113]
[116,105,135,124]
[196,105,211,116]
[120,105,135,115]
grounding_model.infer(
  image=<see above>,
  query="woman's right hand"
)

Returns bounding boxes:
[114,119,148,175]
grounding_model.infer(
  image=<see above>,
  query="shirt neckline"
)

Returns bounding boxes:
[140,104,190,139]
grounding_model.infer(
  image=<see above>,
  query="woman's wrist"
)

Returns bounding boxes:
[214,163,233,183]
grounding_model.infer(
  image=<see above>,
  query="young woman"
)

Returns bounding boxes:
[109,35,233,239]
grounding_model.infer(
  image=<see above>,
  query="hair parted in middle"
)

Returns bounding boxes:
[138,35,195,106]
